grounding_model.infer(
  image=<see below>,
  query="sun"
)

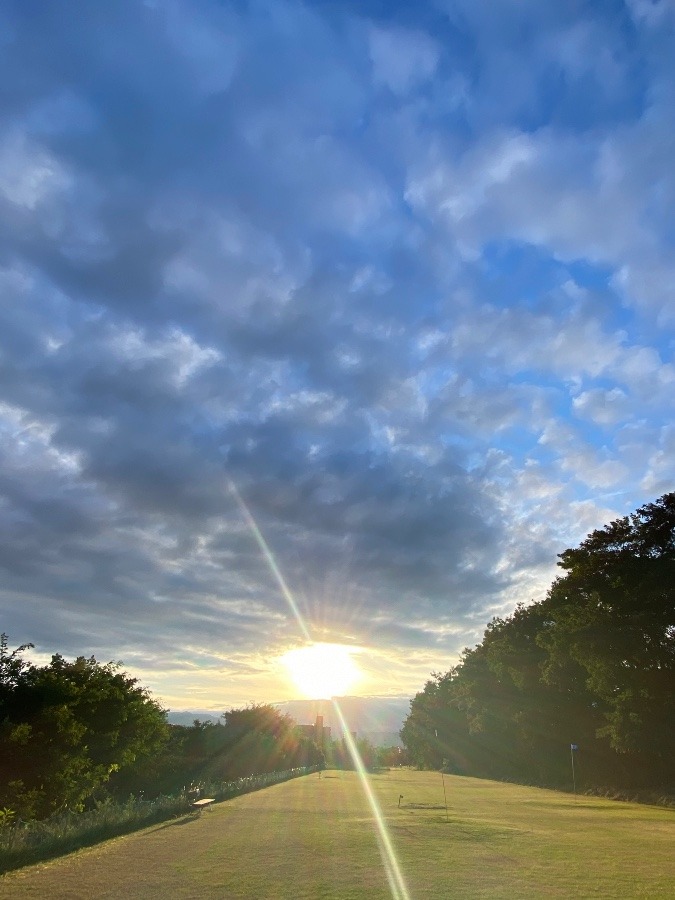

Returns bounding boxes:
[280,643,362,699]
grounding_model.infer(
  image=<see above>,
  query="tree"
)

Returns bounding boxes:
[538,493,675,774]
[402,493,675,790]
[0,646,168,819]
[177,706,321,783]
[375,745,410,768]
[323,733,378,770]
[0,634,34,695]
[113,704,324,798]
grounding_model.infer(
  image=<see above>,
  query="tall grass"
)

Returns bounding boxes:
[0,766,315,874]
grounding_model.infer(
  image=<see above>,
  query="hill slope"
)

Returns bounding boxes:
[2,771,673,899]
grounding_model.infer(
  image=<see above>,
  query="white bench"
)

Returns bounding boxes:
[191,798,216,813]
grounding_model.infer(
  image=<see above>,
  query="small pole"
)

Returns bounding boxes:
[570,744,577,798]
[436,735,449,822]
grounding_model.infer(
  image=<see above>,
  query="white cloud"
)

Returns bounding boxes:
[0,130,71,209]
[572,388,629,426]
[625,0,675,27]
[369,26,440,96]
[107,325,221,388]
[406,109,675,323]
[641,423,675,494]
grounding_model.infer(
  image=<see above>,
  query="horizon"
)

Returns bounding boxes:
[1,0,674,710]
[166,694,413,718]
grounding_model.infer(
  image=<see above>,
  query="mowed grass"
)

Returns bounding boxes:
[1,770,673,899]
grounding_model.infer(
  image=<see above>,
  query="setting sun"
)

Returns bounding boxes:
[280,643,362,699]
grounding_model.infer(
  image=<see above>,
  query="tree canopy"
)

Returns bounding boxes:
[0,642,168,818]
[402,493,675,790]
[110,703,324,798]
[0,638,323,819]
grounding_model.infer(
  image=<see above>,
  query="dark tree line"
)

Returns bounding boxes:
[401,493,675,791]
[112,705,324,798]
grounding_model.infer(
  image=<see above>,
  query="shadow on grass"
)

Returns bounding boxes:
[146,814,201,833]
[432,820,519,841]
[0,808,192,876]
[395,813,520,843]
[526,800,621,811]
[0,768,317,876]
[402,803,446,810]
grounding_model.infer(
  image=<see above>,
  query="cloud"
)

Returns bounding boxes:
[572,388,630,426]
[369,26,440,96]
[0,0,672,706]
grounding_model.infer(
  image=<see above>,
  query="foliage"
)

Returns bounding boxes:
[324,734,378,770]
[402,493,675,790]
[375,745,410,768]
[111,704,323,797]
[0,634,33,694]
[0,636,322,821]
[0,643,168,819]
[212,705,320,779]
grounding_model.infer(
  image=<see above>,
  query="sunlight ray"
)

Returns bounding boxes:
[229,481,311,642]
[332,698,411,900]
[231,481,410,900]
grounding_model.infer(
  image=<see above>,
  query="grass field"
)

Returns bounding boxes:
[0,770,672,899]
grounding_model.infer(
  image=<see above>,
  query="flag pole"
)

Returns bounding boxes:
[436,732,449,822]
[570,744,577,797]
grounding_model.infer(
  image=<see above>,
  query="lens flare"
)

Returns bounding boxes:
[229,482,311,641]
[231,481,410,900]
[332,698,411,900]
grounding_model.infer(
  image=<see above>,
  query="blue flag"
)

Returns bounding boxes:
[570,743,578,751]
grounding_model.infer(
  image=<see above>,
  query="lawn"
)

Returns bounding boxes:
[0,770,672,899]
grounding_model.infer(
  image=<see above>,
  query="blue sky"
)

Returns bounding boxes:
[0,0,673,709]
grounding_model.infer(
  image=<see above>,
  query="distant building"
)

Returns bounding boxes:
[300,714,331,746]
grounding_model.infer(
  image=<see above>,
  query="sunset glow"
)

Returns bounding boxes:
[281,643,362,699]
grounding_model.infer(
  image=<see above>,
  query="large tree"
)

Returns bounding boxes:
[402,493,675,790]
[539,493,675,771]
[203,704,322,779]
[0,642,168,818]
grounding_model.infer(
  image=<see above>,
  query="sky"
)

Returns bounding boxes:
[1,0,674,711]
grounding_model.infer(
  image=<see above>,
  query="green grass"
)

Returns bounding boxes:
[0,770,673,898]
[0,768,312,874]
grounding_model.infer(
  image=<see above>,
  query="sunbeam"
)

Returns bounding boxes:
[231,481,410,900]
[332,698,411,900]
[229,481,311,642]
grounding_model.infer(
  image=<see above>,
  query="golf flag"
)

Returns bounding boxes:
[570,743,578,751]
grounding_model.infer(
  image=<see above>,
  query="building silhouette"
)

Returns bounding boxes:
[300,714,331,746]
